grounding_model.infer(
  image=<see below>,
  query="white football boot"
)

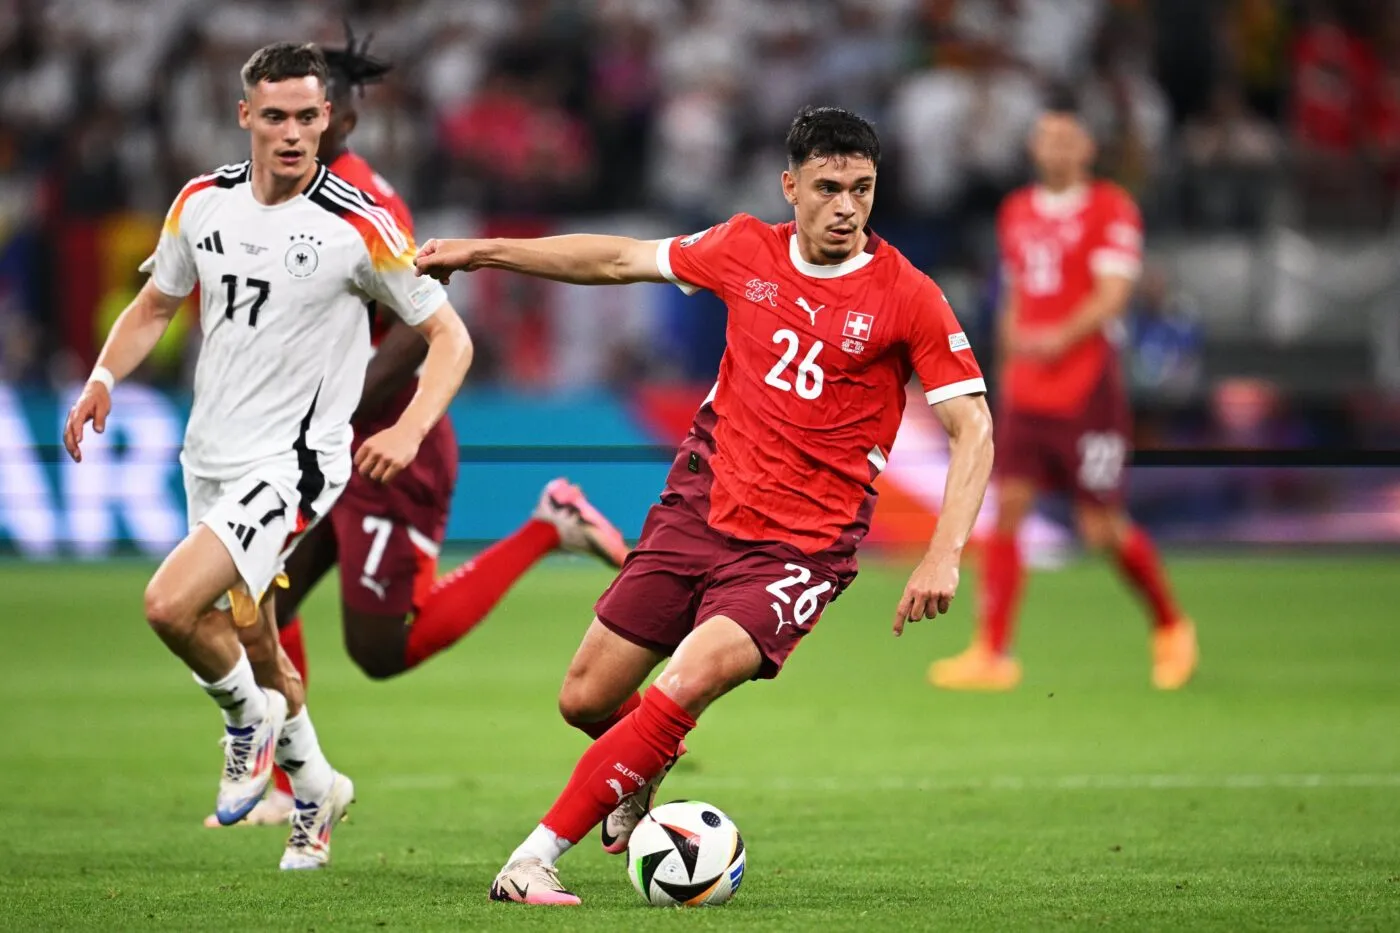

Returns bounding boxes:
[213,689,288,826]
[203,789,294,828]
[279,772,355,870]
[489,857,581,905]
[599,743,686,854]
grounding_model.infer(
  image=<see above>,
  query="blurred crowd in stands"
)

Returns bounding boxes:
[0,0,1396,444]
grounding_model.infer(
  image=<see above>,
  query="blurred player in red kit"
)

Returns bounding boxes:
[417,106,995,905]
[207,30,628,828]
[929,96,1198,693]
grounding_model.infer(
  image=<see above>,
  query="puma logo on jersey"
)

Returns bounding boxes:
[795,297,824,326]
[196,231,225,254]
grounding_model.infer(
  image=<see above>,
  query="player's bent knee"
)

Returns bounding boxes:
[557,679,617,728]
[652,618,761,717]
[143,584,193,640]
[342,624,408,681]
[651,668,730,718]
[346,643,406,681]
[1076,507,1124,553]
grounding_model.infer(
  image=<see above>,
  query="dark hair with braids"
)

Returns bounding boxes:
[317,22,393,161]
[323,21,393,103]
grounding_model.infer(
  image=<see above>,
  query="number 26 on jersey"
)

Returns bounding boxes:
[765,329,825,400]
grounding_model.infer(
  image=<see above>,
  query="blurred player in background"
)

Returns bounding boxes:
[929,95,1198,692]
[418,106,994,905]
[208,29,630,829]
[64,42,472,868]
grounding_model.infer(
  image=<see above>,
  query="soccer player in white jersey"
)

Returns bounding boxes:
[62,43,472,870]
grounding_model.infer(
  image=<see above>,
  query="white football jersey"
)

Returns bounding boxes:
[144,160,447,497]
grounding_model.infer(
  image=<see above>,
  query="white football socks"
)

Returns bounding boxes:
[509,824,573,867]
[195,649,268,728]
[275,708,335,802]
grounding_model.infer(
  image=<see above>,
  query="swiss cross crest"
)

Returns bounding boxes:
[843,311,874,340]
[745,278,779,307]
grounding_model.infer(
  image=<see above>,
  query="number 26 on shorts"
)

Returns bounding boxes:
[766,563,833,635]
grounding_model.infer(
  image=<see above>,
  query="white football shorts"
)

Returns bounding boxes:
[184,458,345,612]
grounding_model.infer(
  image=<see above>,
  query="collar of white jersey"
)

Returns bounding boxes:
[788,233,875,279]
[1031,183,1090,218]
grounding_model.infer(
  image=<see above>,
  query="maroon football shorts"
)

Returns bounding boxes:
[995,368,1132,506]
[331,421,457,617]
[595,493,859,679]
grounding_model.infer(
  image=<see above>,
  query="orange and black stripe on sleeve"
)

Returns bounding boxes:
[307,168,415,273]
[163,162,251,236]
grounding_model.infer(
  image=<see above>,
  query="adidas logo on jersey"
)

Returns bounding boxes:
[196,231,226,254]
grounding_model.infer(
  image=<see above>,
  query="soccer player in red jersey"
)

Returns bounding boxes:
[417,106,995,905]
[929,97,1198,693]
[205,33,629,828]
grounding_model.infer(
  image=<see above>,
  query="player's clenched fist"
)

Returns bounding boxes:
[414,238,484,284]
[893,549,962,636]
[63,381,111,463]
[355,423,422,484]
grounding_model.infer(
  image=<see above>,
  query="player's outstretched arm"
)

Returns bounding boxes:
[893,393,994,635]
[354,302,472,484]
[415,235,667,287]
[63,280,184,463]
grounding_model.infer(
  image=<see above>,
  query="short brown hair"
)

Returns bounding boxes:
[240,42,329,93]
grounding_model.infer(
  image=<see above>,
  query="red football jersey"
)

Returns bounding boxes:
[998,181,1142,416]
[658,214,985,553]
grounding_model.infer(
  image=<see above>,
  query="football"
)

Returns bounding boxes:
[626,801,746,907]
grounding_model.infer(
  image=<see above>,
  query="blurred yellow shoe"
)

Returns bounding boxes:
[1152,618,1198,690]
[928,644,1022,691]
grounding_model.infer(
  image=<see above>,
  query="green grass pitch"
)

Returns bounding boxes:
[1,553,1397,931]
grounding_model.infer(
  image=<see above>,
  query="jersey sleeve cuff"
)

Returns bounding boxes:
[398,279,448,326]
[1090,250,1142,281]
[655,238,700,295]
[144,258,194,299]
[925,377,987,406]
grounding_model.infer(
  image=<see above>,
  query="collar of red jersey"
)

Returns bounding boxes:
[1031,183,1090,217]
[788,234,875,279]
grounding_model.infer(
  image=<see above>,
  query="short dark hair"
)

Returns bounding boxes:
[1042,84,1082,118]
[786,106,881,168]
[240,42,329,93]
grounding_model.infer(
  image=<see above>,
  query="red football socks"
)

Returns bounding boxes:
[404,519,560,669]
[978,531,1025,656]
[542,687,696,844]
[274,618,309,797]
[575,691,641,740]
[1114,525,1181,630]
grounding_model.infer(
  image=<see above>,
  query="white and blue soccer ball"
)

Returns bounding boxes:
[627,800,746,907]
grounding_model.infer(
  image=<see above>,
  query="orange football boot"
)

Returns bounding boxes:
[927,643,1023,691]
[1152,617,1198,690]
